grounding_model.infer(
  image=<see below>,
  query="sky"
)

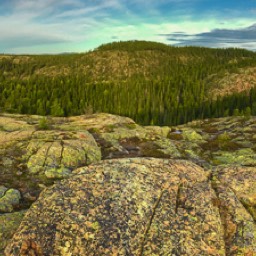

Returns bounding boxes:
[0,0,256,54]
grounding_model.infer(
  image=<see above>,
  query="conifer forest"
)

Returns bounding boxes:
[1,41,256,125]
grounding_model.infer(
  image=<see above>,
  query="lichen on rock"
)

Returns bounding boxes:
[0,186,21,213]
[2,114,256,255]
[6,158,227,255]
[0,211,26,255]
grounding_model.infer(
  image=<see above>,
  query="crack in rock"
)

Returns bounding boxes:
[139,189,165,256]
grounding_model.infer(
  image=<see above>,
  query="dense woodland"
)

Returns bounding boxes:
[1,41,256,125]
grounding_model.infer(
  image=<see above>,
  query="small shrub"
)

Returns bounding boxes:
[217,132,230,142]
[84,105,94,115]
[38,117,49,130]
[88,127,101,134]
[124,123,137,130]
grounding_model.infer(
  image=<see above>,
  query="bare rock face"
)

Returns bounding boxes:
[4,158,232,255]
[2,114,256,255]
[24,131,101,179]
[0,118,102,211]
[212,165,256,255]
[0,211,26,252]
[216,165,256,221]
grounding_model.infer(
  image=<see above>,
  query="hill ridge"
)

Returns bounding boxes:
[0,40,256,125]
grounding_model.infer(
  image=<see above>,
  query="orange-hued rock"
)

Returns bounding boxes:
[5,158,226,255]
[2,114,256,255]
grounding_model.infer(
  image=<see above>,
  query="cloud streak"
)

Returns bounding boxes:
[0,0,255,53]
[162,24,256,50]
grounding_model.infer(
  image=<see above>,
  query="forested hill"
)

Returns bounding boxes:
[1,40,256,125]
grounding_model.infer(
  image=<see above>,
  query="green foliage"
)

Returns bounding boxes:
[233,108,240,116]
[217,132,231,142]
[0,41,256,125]
[244,106,251,117]
[51,100,64,117]
[38,117,49,130]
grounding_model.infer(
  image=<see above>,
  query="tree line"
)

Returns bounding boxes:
[0,41,256,125]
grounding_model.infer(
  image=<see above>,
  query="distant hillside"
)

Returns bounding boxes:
[0,40,256,125]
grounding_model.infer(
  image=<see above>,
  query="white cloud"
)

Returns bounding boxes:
[0,0,256,53]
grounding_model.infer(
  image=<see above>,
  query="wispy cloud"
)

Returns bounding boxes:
[162,23,256,50]
[0,0,255,53]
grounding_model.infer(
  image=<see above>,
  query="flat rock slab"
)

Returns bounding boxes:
[0,129,101,210]
[6,158,229,255]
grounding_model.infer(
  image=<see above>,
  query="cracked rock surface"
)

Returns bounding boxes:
[4,158,256,255]
[0,119,101,210]
[5,158,228,255]
[2,113,256,255]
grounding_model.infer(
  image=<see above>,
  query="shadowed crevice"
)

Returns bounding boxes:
[139,189,165,256]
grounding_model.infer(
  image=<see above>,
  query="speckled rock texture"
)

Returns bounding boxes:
[0,211,26,253]
[4,158,256,255]
[2,113,256,255]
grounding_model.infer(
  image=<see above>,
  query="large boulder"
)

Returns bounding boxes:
[4,158,236,255]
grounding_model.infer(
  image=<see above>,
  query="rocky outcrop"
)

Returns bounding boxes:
[4,159,223,255]
[1,113,256,255]
[0,116,101,212]
[5,158,256,255]
[215,165,256,223]
[173,116,256,167]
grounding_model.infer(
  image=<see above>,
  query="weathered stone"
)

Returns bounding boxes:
[210,179,256,256]
[58,113,136,131]
[6,158,227,255]
[212,148,256,166]
[0,117,101,214]
[2,113,256,254]
[20,131,101,180]
[216,165,256,222]
[0,187,21,213]
[182,129,204,141]
[0,211,26,255]
[144,126,171,138]
[44,167,72,179]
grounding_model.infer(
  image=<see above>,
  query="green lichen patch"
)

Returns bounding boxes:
[0,187,21,213]
[6,158,226,255]
[212,148,256,166]
[0,211,26,254]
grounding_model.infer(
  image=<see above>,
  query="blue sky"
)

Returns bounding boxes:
[0,0,256,53]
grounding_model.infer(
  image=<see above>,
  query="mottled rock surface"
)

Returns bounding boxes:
[0,186,21,213]
[6,158,256,255]
[0,115,102,209]
[1,113,256,255]
[0,211,26,254]
[216,165,256,223]
[172,116,256,167]
[5,158,228,255]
